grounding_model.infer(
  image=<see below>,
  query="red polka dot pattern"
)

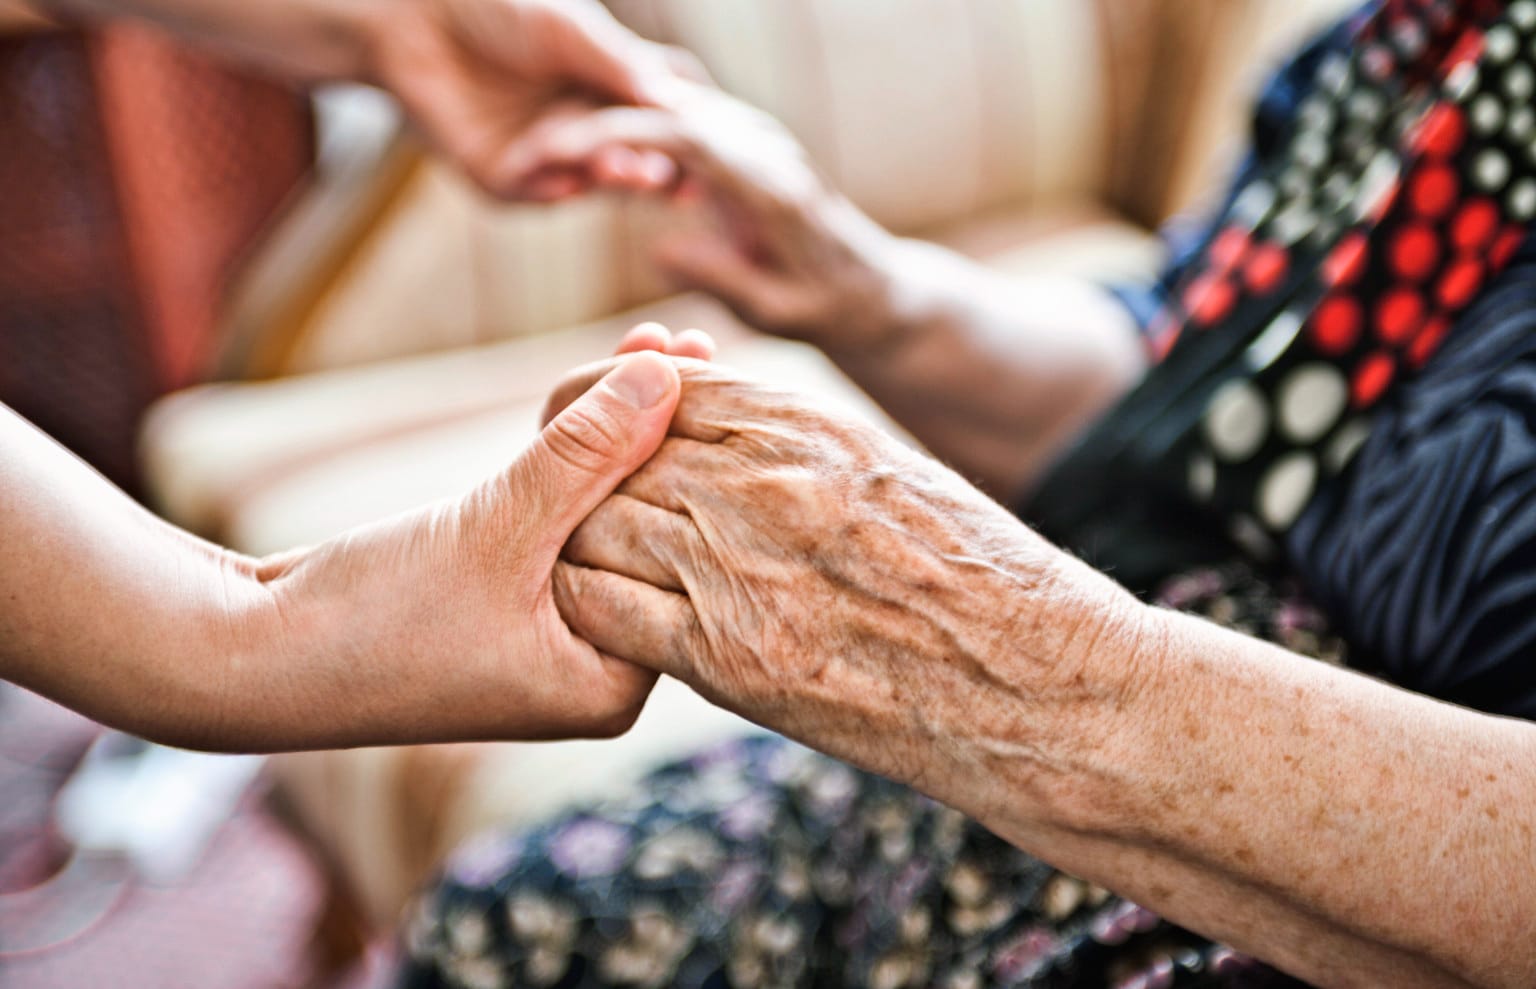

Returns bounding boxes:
[1451,199,1500,250]
[1411,164,1458,218]
[1210,228,1250,271]
[1414,103,1466,158]
[1184,272,1238,326]
[1147,0,1536,536]
[1324,235,1370,287]
[1491,227,1525,267]
[1313,296,1363,354]
[1436,259,1485,308]
[1353,352,1397,407]
[1244,244,1290,293]
[1390,225,1440,280]
[1409,316,1452,368]
[1376,288,1424,344]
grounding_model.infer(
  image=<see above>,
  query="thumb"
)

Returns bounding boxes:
[509,352,680,547]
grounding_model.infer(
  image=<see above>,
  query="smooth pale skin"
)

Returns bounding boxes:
[547,357,1536,989]
[0,0,724,749]
[0,352,704,751]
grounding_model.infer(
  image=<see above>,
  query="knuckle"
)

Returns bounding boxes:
[545,402,629,473]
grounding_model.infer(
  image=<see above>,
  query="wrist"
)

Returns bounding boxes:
[105,544,298,753]
[343,0,410,87]
[814,230,965,367]
[958,553,1172,841]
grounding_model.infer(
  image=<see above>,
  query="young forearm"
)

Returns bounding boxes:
[0,404,489,753]
[968,592,1536,988]
[824,236,1145,497]
[0,349,683,752]
[0,406,279,746]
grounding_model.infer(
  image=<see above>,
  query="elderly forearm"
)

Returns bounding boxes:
[967,591,1536,988]
[827,237,1145,497]
[30,0,393,81]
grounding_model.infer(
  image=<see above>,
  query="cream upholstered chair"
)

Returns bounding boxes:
[141,0,1354,933]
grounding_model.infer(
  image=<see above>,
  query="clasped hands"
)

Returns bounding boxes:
[541,340,1150,818]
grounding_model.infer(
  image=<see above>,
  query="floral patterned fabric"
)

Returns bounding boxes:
[397,566,1343,989]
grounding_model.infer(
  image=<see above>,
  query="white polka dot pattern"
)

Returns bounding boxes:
[1258,452,1319,530]
[1277,364,1349,443]
[1162,1,1536,539]
[1204,381,1271,463]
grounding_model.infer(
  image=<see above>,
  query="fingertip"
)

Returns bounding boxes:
[668,328,717,361]
[616,321,672,355]
[594,146,639,184]
[637,150,679,190]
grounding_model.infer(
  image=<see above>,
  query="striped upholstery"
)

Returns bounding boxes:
[612,0,1120,232]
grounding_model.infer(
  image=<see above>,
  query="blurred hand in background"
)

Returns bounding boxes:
[495,83,904,350]
[30,0,708,200]
[366,0,708,200]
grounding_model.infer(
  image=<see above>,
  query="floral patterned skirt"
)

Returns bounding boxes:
[398,566,1344,989]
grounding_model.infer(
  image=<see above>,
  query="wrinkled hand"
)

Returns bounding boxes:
[546,359,1146,797]
[253,353,685,747]
[367,0,703,200]
[498,84,902,346]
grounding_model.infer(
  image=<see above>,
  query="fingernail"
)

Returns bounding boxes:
[606,354,672,409]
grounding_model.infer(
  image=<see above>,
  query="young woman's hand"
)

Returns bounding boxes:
[366,0,703,200]
[0,354,688,752]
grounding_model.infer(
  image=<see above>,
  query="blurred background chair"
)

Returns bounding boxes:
[0,12,312,495]
[0,14,334,988]
[3,0,1355,979]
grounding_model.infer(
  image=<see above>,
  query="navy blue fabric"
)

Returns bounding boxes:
[1290,243,1536,719]
[1105,2,1536,719]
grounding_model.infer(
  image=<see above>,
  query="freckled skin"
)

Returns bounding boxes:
[553,360,1536,989]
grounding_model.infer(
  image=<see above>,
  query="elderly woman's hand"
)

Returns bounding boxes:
[547,357,1536,989]
[550,359,1148,805]
[497,84,907,348]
